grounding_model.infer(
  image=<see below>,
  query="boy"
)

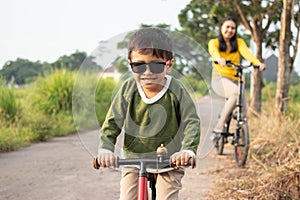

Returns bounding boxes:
[97,27,200,199]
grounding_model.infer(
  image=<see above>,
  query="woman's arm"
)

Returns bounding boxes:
[238,38,261,65]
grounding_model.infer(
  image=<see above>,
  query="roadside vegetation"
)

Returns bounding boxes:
[0,68,206,152]
[208,82,300,199]
[0,69,115,151]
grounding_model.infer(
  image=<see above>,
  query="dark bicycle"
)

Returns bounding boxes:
[213,60,259,167]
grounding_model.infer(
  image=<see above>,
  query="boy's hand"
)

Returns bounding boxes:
[97,152,116,168]
[171,152,192,169]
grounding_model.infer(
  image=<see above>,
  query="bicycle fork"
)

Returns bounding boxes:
[138,162,148,200]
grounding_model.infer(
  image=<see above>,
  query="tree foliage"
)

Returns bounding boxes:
[178,0,283,113]
[0,50,101,85]
[0,58,51,85]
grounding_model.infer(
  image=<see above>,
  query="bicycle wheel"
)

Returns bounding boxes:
[215,134,225,155]
[234,121,250,166]
[215,115,231,155]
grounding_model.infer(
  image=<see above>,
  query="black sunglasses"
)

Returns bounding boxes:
[129,62,166,74]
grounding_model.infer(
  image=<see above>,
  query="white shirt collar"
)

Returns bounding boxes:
[136,75,172,104]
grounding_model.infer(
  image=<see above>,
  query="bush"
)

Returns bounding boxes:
[0,79,20,122]
[0,125,31,151]
[289,82,300,102]
[183,75,209,98]
[33,69,75,115]
[72,72,118,131]
[262,81,276,102]
[95,77,117,125]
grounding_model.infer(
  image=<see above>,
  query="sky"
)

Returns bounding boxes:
[0,0,191,68]
[0,0,299,73]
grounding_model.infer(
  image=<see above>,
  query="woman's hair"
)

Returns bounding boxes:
[218,16,238,53]
[127,27,173,60]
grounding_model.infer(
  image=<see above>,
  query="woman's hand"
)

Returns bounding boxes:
[217,58,227,67]
[258,63,266,71]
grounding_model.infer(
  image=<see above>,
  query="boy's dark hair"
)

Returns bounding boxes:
[218,16,238,53]
[128,27,173,60]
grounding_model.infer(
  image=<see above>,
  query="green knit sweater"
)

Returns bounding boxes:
[99,75,200,159]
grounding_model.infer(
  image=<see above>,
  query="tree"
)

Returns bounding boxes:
[51,50,101,72]
[275,0,300,115]
[0,50,101,85]
[0,58,50,85]
[178,0,282,114]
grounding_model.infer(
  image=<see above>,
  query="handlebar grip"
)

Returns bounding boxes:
[170,157,196,169]
[93,157,100,169]
[213,60,233,66]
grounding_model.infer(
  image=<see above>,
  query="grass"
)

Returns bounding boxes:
[0,79,20,122]
[207,102,300,199]
[0,69,117,152]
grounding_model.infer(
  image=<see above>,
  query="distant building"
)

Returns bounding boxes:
[100,65,122,82]
[263,54,300,84]
[264,54,278,82]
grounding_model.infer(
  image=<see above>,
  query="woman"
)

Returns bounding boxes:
[208,16,265,135]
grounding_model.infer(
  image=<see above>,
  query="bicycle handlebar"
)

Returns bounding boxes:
[93,156,196,170]
[93,145,196,170]
[214,60,259,69]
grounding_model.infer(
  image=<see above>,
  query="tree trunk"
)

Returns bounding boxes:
[275,0,293,115]
[248,25,264,116]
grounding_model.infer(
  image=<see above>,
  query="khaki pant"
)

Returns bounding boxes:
[119,167,184,200]
[212,76,247,131]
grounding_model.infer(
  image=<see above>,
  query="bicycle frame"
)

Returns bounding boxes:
[214,60,258,166]
[116,156,170,200]
[232,61,246,144]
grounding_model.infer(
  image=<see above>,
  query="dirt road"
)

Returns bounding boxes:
[0,96,228,200]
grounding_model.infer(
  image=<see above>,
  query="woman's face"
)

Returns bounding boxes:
[221,20,236,40]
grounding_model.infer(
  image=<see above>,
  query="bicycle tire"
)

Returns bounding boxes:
[215,114,232,155]
[234,121,250,167]
[215,134,225,155]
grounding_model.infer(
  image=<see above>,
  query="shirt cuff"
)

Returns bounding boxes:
[98,148,113,155]
[180,150,195,157]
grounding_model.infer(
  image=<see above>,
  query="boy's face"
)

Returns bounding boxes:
[129,50,172,92]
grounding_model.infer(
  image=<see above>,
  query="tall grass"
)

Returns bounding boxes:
[33,69,75,115]
[0,79,20,121]
[95,77,116,124]
[208,89,300,199]
[0,69,119,152]
[0,70,78,151]
[71,73,117,131]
